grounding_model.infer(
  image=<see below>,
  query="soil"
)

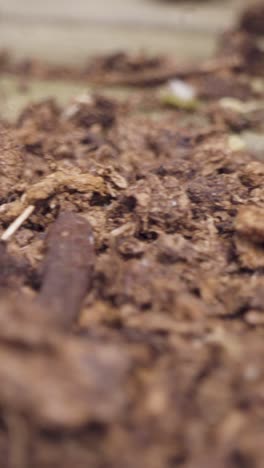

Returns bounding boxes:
[0,4,264,468]
[240,1,264,36]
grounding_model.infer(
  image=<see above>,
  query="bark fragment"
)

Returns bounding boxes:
[37,212,95,328]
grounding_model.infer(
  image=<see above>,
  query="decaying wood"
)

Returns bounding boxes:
[37,211,95,328]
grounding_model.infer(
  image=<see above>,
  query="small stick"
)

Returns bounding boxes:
[37,211,95,329]
[1,205,35,242]
[95,56,242,87]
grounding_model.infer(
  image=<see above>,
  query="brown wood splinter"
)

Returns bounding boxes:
[37,211,95,329]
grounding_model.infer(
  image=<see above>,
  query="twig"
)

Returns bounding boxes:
[1,205,35,242]
[37,211,95,329]
[93,56,242,87]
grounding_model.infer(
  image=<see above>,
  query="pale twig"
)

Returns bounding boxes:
[1,205,35,242]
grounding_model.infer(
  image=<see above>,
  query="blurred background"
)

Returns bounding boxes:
[0,0,252,64]
[0,0,261,123]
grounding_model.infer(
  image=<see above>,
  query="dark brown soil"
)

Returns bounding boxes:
[0,5,264,468]
[240,1,264,36]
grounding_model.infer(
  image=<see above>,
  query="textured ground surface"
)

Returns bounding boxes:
[0,2,264,468]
